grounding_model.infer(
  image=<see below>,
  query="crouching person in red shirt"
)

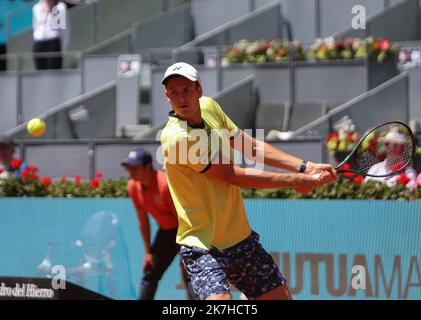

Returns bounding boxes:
[122,147,197,300]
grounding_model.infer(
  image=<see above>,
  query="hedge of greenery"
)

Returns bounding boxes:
[0,177,129,198]
[241,180,420,200]
[222,37,398,65]
[0,177,420,200]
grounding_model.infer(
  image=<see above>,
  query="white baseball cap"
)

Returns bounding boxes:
[384,131,407,144]
[161,62,201,85]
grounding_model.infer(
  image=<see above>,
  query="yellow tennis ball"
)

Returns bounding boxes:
[27,118,46,137]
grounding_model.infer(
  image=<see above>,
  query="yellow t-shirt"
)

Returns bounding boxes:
[160,96,252,250]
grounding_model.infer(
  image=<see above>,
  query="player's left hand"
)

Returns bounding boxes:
[143,253,155,271]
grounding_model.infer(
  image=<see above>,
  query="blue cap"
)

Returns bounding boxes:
[121,148,153,167]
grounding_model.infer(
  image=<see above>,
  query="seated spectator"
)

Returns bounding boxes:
[0,136,28,179]
[364,131,417,188]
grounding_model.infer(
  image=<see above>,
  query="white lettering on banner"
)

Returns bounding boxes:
[0,282,55,299]
[201,253,420,299]
[26,284,54,299]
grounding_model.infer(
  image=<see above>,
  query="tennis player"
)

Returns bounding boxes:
[160,62,337,300]
[122,147,197,300]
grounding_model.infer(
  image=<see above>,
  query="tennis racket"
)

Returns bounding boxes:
[315,121,415,179]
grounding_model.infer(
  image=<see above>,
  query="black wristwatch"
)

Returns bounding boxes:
[299,160,308,173]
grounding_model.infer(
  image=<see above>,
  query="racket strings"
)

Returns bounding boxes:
[357,151,379,173]
[356,123,414,177]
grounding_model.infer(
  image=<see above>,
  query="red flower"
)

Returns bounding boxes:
[0,168,3,174]
[343,172,355,179]
[41,176,52,187]
[27,165,39,173]
[335,38,345,50]
[351,133,360,143]
[396,173,410,186]
[391,162,405,174]
[257,41,270,54]
[353,175,363,185]
[371,41,381,53]
[368,141,377,154]
[90,178,100,189]
[61,176,67,183]
[95,172,104,179]
[11,158,22,170]
[341,162,351,170]
[21,169,29,180]
[326,131,339,143]
[320,43,329,51]
[380,38,391,52]
[340,163,355,179]
[75,174,81,185]
[345,133,354,142]
[20,165,39,181]
[278,48,287,57]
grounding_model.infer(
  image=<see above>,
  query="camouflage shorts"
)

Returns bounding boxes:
[180,231,287,300]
